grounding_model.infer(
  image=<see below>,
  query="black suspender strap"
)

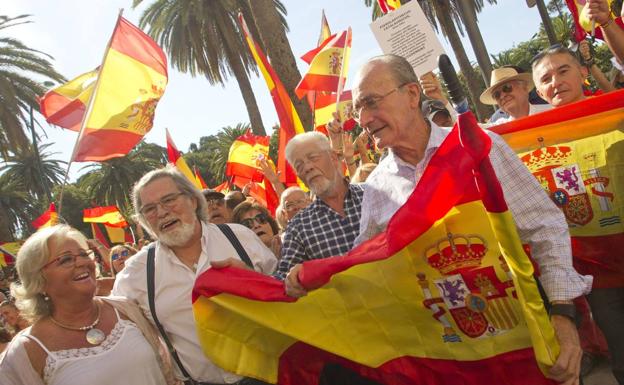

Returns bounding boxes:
[216,224,253,268]
[146,245,197,384]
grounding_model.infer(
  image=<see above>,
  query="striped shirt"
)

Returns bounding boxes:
[275,183,365,280]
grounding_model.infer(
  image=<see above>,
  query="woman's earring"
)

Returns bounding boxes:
[42,292,49,301]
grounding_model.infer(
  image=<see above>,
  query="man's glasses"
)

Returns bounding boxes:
[111,249,129,261]
[493,83,514,101]
[139,192,187,217]
[352,83,409,120]
[240,213,270,229]
[43,249,95,270]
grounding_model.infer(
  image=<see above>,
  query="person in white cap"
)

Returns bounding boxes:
[480,66,551,123]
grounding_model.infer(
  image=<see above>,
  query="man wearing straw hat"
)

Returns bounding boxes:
[480,66,551,123]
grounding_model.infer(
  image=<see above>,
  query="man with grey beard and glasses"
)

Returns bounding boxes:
[275,132,364,297]
[112,165,276,385]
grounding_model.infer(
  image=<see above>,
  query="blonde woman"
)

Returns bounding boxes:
[0,225,176,385]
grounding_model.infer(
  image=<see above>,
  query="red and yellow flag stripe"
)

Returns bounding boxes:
[32,203,58,230]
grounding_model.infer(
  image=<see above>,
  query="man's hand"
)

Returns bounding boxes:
[419,72,448,104]
[327,112,344,151]
[578,40,592,62]
[586,0,612,26]
[547,315,582,385]
[285,264,308,298]
[211,258,252,270]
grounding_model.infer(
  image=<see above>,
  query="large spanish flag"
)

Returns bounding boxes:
[490,90,624,288]
[39,69,98,132]
[166,129,203,190]
[71,16,168,162]
[32,203,58,230]
[238,13,303,186]
[192,112,558,385]
[313,90,356,133]
[295,28,352,100]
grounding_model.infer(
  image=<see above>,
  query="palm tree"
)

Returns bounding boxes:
[200,123,250,181]
[246,0,313,130]
[77,141,166,209]
[0,173,35,240]
[134,0,290,136]
[0,15,65,158]
[0,142,66,202]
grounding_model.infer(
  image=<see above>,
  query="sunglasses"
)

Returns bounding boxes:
[493,83,514,100]
[111,249,129,261]
[240,213,269,229]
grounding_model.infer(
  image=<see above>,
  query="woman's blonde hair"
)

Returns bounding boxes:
[11,224,88,323]
[108,244,137,275]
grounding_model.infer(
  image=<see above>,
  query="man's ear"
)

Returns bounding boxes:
[406,82,422,108]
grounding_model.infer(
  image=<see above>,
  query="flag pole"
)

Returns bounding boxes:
[58,9,124,216]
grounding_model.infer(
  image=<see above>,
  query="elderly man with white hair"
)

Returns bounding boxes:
[276,132,364,298]
[112,165,276,385]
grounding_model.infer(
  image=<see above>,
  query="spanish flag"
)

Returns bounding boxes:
[565,0,622,41]
[192,113,558,385]
[313,90,356,133]
[295,28,352,100]
[70,16,168,162]
[83,206,128,228]
[238,13,303,186]
[39,69,98,132]
[166,128,203,190]
[193,166,208,189]
[0,241,20,267]
[32,203,58,230]
[377,0,402,14]
[225,132,279,213]
[491,89,624,288]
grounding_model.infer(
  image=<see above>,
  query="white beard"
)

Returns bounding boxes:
[156,220,196,247]
[307,177,332,197]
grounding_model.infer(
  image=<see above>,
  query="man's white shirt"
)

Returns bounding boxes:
[112,222,277,384]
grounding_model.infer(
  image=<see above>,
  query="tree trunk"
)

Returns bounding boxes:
[0,215,14,242]
[455,1,493,86]
[434,1,492,121]
[215,14,267,136]
[247,0,313,131]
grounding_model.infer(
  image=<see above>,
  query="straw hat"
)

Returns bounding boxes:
[479,67,534,105]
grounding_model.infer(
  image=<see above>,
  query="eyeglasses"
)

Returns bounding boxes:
[139,192,187,217]
[493,83,514,100]
[240,213,270,229]
[352,83,409,120]
[111,249,129,261]
[43,249,95,270]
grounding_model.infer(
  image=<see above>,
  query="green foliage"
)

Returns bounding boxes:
[50,184,91,236]
[0,172,36,240]
[0,15,65,158]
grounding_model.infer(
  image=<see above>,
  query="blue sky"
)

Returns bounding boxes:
[4,0,542,181]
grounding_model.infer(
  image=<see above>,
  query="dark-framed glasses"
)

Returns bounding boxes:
[493,83,514,100]
[352,82,409,120]
[240,213,270,229]
[43,249,95,270]
[139,192,187,217]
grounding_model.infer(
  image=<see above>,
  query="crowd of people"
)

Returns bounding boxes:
[0,1,623,384]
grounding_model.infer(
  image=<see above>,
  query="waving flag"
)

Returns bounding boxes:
[378,0,402,14]
[238,13,303,186]
[295,28,352,100]
[192,114,558,385]
[166,129,203,189]
[70,16,168,162]
[491,90,624,288]
[39,69,98,132]
[83,206,128,228]
[32,203,58,230]
[313,90,356,133]
[193,166,208,189]
[318,10,332,46]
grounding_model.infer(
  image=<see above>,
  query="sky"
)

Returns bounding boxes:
[3,0,543,182]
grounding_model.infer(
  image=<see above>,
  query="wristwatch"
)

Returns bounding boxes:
[549,303,579,325]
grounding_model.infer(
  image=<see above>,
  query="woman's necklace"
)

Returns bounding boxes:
[49,303,106,345]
